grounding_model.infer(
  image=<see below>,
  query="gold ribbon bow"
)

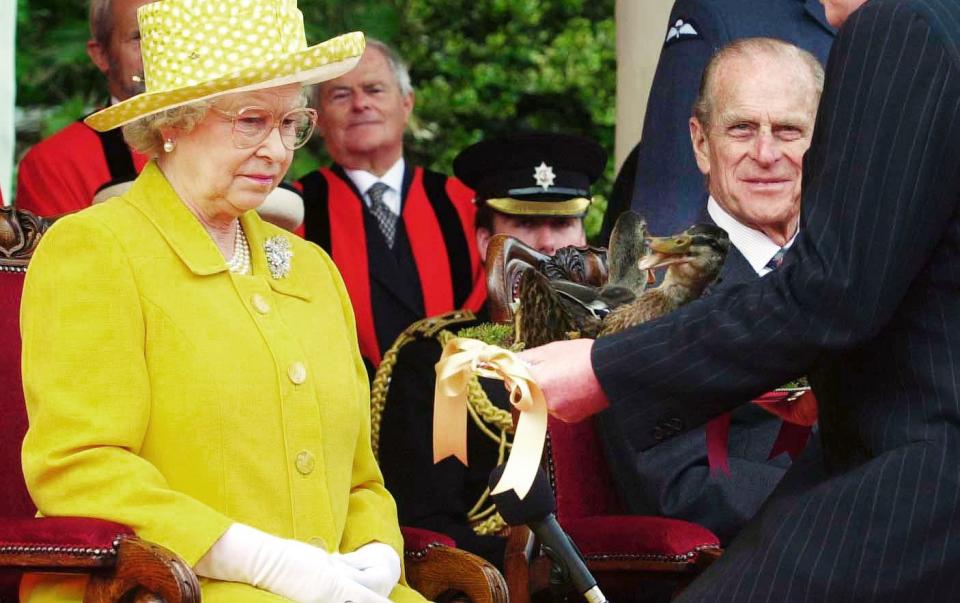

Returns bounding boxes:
[434,337,547,499]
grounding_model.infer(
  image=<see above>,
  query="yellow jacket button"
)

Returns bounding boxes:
[295,450,316,475]
[251,294,271,314]
[288,362,307,384]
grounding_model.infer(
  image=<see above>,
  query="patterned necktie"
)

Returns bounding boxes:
[367,182,398,249]
[765,248,785,271]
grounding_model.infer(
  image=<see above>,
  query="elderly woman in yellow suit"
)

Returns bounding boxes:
[19,2,426,602]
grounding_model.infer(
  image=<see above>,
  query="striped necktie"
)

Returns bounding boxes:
[765,248,785,271]
[367,182,397,249]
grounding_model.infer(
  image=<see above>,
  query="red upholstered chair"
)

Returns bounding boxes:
[0,206,506,603]
[401,527,508,603]
[545,417,722,600]
[498,421,722,603]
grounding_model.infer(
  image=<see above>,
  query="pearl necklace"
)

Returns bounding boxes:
[226,222,251,275]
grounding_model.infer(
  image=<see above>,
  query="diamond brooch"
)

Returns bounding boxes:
[264,236,293,279]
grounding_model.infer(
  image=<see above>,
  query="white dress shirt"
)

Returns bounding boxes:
[707,196,799,277]
[344,158,406,216]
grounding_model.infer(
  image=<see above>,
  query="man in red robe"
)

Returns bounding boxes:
[295,40,485,376]
[15,0,153,216]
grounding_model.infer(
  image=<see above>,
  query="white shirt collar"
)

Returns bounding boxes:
[344,158,406,216]
[707,196,799,276]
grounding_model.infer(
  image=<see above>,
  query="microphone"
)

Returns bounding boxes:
[489,465,608,603]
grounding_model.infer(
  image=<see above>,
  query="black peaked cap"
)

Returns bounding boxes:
[454,132,607,203]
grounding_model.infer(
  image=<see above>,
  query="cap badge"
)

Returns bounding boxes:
[533,162,556,190]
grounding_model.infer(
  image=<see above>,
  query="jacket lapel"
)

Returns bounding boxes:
[333,163,423,315]
[802,0,837,36]
[124,161,312,301]
[123,161,227,276]
[243,211,313,301]
[707,245,757,295]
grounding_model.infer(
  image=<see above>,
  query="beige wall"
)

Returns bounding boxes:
[1,0,14,204]
[615,0,675,171]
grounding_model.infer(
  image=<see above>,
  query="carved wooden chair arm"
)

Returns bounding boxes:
[404,541,508,603]
[0,517,199,603]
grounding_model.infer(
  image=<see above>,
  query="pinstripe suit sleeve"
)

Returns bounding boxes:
[592,0,960,452]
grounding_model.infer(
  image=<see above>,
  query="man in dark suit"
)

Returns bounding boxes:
[296,40,485,376]
[601,0,835,242]
[598,38,825,545]
[524,0,960,598]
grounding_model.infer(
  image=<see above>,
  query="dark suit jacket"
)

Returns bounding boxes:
[598,244,792,545]
[297,163,483,376]
[593,1,960,599]
[601,0,835,242]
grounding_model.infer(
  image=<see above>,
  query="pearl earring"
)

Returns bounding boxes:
[163,139,175,153]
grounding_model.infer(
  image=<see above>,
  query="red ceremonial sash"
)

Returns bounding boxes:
[403,172,454,318]
[445,177,487,311]
[707,390,817,475]
[321,167,473,366]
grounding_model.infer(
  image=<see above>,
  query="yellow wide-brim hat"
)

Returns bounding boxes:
[85,0,365,132]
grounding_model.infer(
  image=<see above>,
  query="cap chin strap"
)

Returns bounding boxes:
[485,196,590,217]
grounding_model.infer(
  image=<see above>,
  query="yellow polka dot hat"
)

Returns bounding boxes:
[84,0,365,132]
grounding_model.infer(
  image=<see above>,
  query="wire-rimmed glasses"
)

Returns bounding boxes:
[210,105,318,151]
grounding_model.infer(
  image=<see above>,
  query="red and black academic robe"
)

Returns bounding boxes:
[15,118,148,217]
[295,163,486,374]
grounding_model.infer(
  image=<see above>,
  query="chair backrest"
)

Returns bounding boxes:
[0,207,48,599]
[481,234,622,522]
[0,206,49,520]
[546,416,624,524]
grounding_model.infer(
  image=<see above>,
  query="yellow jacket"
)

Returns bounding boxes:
[20,162,425,603]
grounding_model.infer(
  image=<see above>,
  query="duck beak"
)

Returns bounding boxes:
[638,235,692,270]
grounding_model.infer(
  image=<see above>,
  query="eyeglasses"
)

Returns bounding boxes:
[210,105,319,151]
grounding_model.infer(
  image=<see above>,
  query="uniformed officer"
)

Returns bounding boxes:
[373,132,605,567]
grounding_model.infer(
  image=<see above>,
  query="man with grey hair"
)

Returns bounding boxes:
[690,37,823,258]
[597,38,825,545]
[16,0,153,216]
[599,0,834,243]
[296,40,485,378]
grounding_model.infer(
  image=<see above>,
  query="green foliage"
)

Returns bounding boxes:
[456,322,521,350]
[16,0,100,108]
[14,0,103,161]
[15,0,615,239]
[393,0,616,240]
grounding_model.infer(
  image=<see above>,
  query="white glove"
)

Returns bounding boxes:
[336,542,402,598]
[195,523,391,603]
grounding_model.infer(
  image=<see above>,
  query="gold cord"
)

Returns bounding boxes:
[371,317,514,536]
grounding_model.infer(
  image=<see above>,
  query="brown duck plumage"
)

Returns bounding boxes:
[599,224,729,336]
[516,211,651,346]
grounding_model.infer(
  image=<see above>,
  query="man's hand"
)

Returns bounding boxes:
[519,339,609,423]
